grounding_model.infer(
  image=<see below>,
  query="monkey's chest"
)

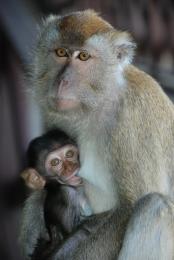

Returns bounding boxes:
[78,144,118,214]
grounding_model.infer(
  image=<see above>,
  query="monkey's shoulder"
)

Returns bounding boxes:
[124,65,174,112]
[125,65,161,92]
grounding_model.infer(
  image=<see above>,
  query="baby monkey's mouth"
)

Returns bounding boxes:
[60,167,83,186]
[45,168,82,187]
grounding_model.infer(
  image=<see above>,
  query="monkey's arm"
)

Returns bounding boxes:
[42,205,131,260]
[71,194,174,260]
[118,193,174,260]
[19,190,48,260]
[46,193,174,260]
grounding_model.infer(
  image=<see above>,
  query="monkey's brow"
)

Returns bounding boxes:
[61,46,88,55]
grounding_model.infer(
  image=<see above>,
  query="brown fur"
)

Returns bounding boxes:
[59,10,112,45]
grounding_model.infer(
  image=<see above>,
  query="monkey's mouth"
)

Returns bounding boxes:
[65,174,82,186]
[60,168,82,186]
[46,168,82,186]
[56,98,80,110]
[45,175,82,187]
[48,95,81,111]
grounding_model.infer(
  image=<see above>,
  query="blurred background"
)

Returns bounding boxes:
[0,0,174,259]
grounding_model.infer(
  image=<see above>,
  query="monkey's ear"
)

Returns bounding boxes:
[44,14,60,25]
[111,31,136,66]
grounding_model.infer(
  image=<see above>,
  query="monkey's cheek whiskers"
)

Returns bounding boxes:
[38,97,47,106]
[47,97,59,110]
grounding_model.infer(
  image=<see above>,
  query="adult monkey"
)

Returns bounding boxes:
[28,9,174,259]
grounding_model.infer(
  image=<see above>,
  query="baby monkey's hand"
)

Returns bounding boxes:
[21,168,46,190]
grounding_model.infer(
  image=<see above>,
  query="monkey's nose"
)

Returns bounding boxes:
[59,79,69,89]
[62,79,69,86]
[63,163,75,176]
[58,79,69,97]
[65,164,73,173]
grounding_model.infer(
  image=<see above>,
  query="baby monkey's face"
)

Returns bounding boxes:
[45,145,81,186]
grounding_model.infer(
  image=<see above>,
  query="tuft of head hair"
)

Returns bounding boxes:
[45,10,136,65]
[44,10,113,46]
[58,10,112,41]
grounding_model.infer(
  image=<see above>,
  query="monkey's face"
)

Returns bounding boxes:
[35,41,109,113]
[33,11,135,116]
[44,144,81,186]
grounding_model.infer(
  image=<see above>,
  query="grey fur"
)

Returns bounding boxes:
[21,10,174,260]
[19,191,48,259]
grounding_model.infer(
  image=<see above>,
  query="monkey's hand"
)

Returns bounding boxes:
[21,168,46,190]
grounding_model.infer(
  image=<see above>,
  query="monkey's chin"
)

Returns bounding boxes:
[67,175,83,186]
[57,99,80,110]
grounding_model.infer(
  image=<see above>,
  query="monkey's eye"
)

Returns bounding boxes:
[55,48,68,57]
[50,158,60,166]
[78,51,90,61]
[65,150,74,158]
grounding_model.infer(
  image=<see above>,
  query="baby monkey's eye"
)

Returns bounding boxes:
[78,51,90,61]
[55,48,68,57]
[50,158,60,166]
[65,150,74,158]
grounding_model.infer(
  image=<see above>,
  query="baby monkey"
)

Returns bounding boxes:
[22,129,82,190]
[21,130,91,258]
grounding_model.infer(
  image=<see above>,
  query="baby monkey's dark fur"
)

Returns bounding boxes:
[23,129,90,259]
